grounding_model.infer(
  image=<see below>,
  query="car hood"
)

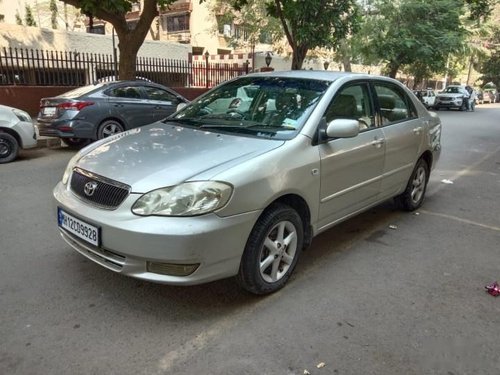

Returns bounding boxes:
[76,122,284,192]
[436,92,464,98]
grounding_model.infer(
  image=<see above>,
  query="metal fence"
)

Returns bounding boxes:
[0,47,249,88]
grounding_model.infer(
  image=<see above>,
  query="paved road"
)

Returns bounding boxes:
[1,104,500,375]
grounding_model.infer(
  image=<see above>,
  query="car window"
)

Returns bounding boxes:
[144,87,178,102]
[374,83,416,125]
[324,83,375,131]
[106,86,142,99]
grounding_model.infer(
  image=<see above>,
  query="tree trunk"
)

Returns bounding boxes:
[388,62,400,78]
[291,45,308,70]
[118,40,138,80]
[342,56,352,72]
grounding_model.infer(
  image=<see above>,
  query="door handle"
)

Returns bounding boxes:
[371,138,385,148]
[114,104,124,108]
[413,127,423,134]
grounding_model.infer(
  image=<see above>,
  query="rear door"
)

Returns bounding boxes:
[372,81,424,199]
[105,84,153,129]
[143,86,181,122]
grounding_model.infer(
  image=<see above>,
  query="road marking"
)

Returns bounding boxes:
[428,143,500,196]
[419,209,500,232]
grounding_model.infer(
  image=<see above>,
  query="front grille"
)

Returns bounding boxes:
[70,167,130,209]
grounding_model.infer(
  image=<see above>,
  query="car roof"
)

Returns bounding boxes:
[247,70,377,82]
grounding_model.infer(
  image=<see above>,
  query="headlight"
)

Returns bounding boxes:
[132,181,233,216]
[62,152,82,185]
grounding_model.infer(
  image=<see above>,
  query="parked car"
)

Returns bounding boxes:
[482,90,496,104]
[413,88,436,109]
[434,85,469,111]
[0,104,37,163]
[54,71,442,294]
[37,80,189,147]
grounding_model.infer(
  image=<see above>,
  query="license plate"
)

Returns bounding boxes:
[58,207,100,246]
[42,107,56,116]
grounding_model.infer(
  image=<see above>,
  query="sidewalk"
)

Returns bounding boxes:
[36,135,62,148]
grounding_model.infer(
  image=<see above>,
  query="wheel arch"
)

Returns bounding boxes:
[420,150,433,174]
[95,117,126,139]
[0,127,22,148]
[261,193,313,250]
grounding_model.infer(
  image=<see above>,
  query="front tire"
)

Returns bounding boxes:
[237,203,303,295]
[0,132,19,164]
[97,120,124,139]
[395,159,429,211]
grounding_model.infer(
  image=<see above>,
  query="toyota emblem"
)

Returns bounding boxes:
[84,181,98,197]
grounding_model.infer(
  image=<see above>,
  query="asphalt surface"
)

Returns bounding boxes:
[1,104,500,375]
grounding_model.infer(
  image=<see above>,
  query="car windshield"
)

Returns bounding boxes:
[170,76,331,140]
[443,87,462,94]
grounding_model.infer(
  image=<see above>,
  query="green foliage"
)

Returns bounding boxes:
[24,5,37,27]
[479,26,500,88]
[268,0,360,69]
[50,0,58,29]
[358,0,467,78]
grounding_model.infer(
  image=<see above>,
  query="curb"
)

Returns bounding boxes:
[36,136,62,149]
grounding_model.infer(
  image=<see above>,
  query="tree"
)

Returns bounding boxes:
[478,26,500,88]
[25,5,37,26]
[50,0,59,29]
[209,0,283,60]
[60,0,175,79]
[358,0,467,78]
[212,0,360,70]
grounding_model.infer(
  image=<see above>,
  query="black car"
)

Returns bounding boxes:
[37,80,188,146]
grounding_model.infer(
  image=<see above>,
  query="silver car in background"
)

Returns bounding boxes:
[54,71,441,294]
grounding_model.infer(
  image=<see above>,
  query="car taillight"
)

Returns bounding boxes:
[57,101,95,111]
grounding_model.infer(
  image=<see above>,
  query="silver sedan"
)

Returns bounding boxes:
[53,71,441,294]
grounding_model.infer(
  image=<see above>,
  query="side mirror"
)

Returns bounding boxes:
[176,102,187,111]
[326,119,360,138]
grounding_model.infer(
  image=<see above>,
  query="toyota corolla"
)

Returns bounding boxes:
[54,71,441,294]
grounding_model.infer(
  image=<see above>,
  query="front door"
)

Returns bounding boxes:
[317,82,386,230]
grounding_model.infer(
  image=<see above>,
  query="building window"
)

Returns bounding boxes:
[234,25,249,41]
[163,13,190,33]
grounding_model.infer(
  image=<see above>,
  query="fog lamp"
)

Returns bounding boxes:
[147,262,199,276]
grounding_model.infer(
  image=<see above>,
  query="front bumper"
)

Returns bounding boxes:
[434,98,464,109]
[53,182,260,285]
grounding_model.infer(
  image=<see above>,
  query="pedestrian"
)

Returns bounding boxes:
[465,86,475,111]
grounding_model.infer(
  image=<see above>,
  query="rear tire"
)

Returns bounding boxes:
[97,120,124,139]
[395,159,429,211]
[0,132,19,164]
[237,203,303,295]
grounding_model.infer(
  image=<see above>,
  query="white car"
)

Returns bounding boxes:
[0,104,37,163]
[434,85,469,111]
